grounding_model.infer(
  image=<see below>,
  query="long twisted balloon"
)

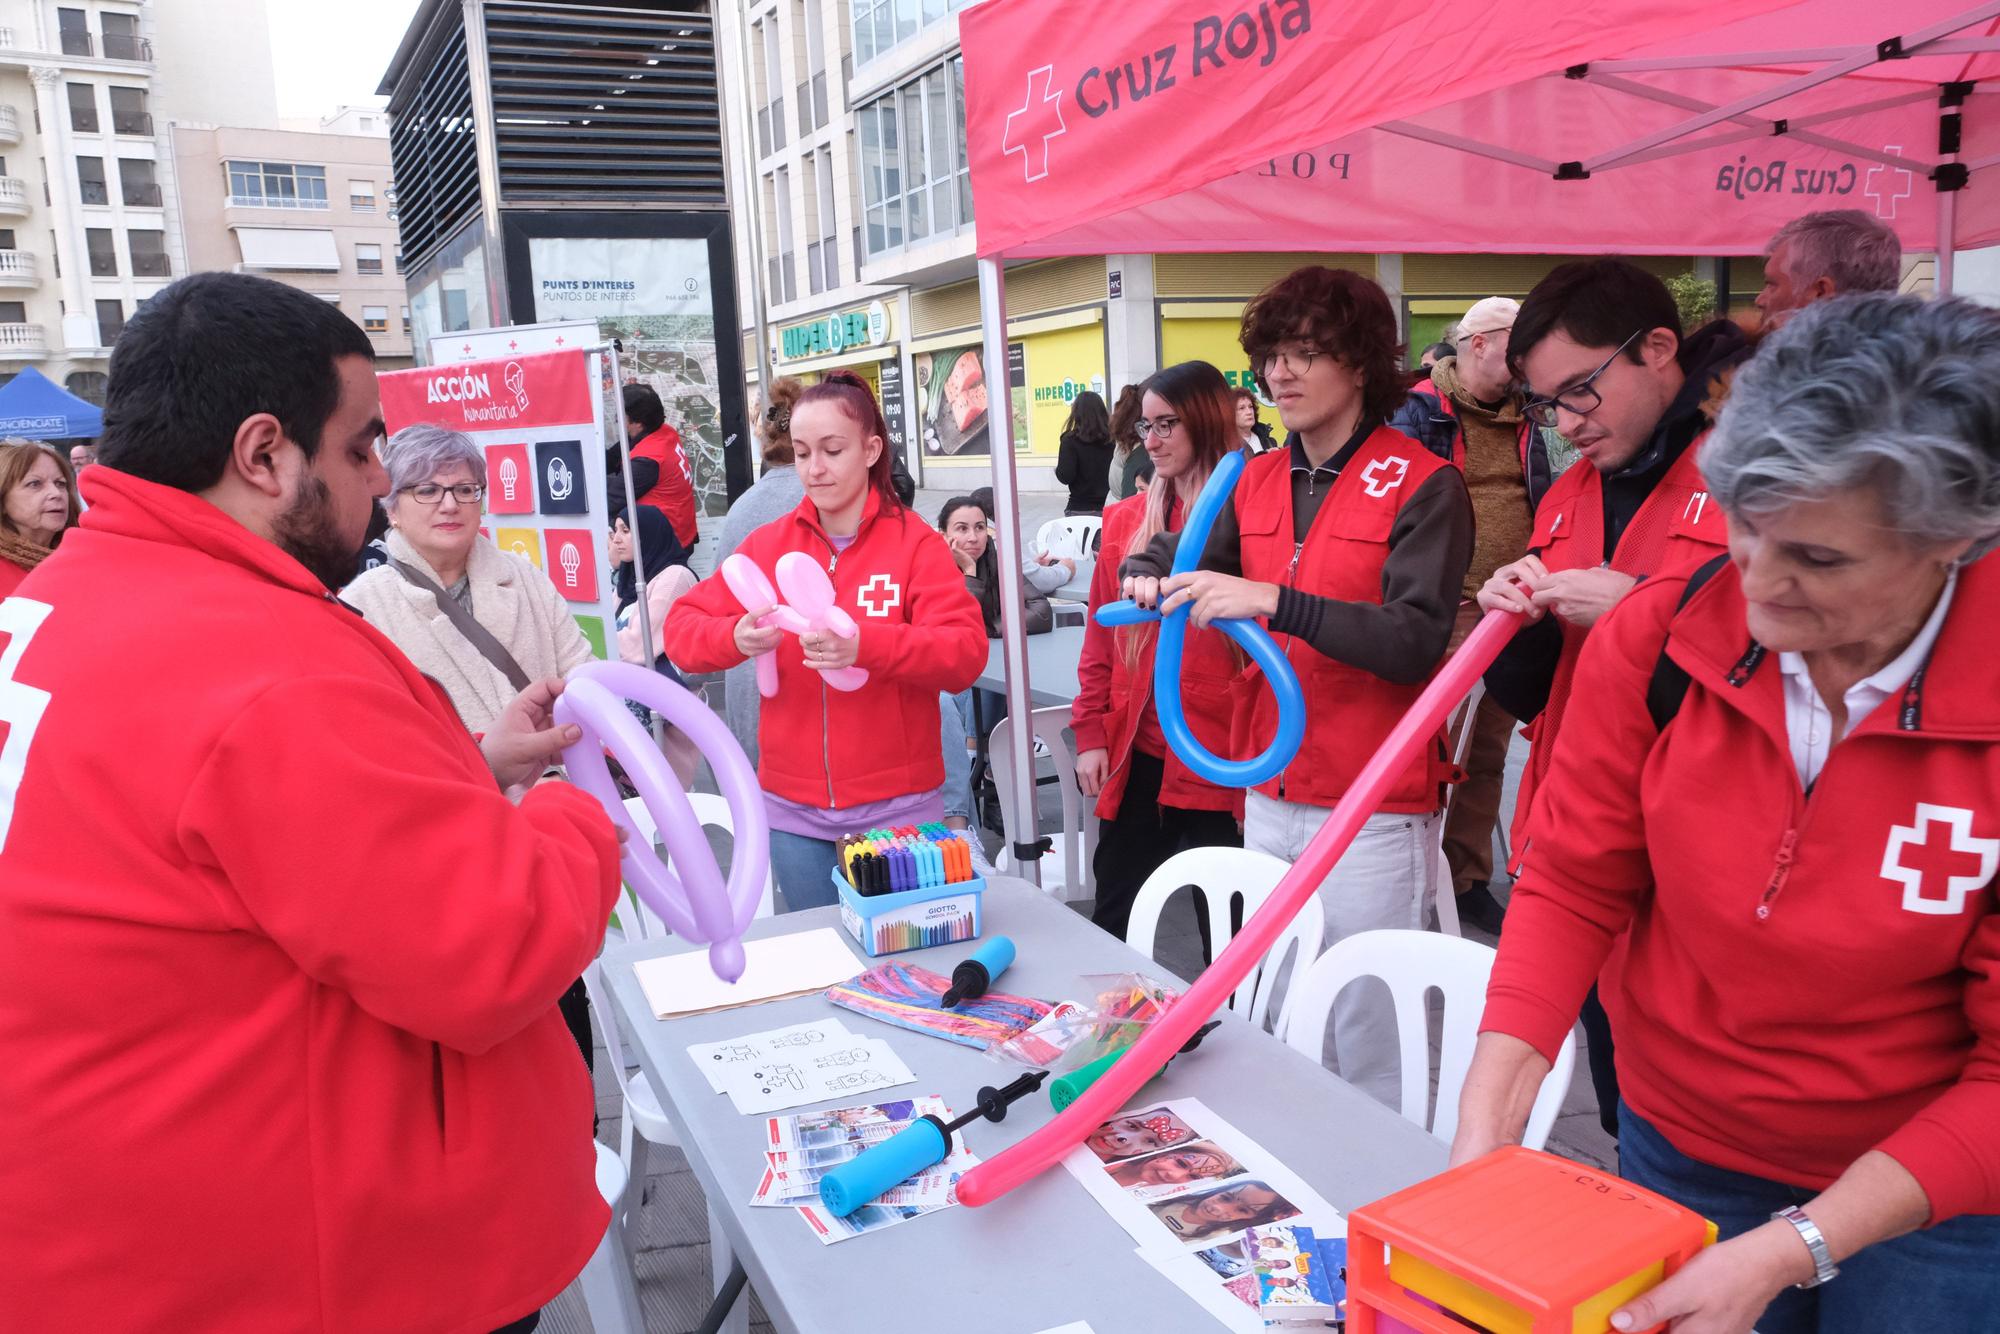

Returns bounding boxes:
[955,609,1522,1206]
[1095,448,1305,788]
[555,660,770,983]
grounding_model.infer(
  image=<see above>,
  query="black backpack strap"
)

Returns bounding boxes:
[1644,554,1730,732]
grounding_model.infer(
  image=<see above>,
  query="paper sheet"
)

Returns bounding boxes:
[1062,1098,1346,1331]
[717,1037,916,1114]
[1031,1325,1101,1334]
[686,1018,858,1094]
[632,927,862,1019]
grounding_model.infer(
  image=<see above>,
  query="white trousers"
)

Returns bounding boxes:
[1244,792,1438,1107]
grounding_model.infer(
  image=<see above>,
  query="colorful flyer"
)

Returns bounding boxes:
[543,526,599,602]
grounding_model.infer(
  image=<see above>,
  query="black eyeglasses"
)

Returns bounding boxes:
[400,482,487,506]
[1523,330,1643,429]
[1135,415,1182,439]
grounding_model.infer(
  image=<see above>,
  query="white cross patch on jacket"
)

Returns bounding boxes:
[857,573,902,618]
[1361,456,1409,498]
[1880,803,1999,916]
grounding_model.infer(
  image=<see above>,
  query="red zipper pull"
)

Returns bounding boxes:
[1757,828,1799,921]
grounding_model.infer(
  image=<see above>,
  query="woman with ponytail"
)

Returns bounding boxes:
[1070,362,1244,939]
[665,372,986,907]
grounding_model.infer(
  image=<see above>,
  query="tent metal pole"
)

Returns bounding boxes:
[1939,189,1957,295]
[978,257,1044,888]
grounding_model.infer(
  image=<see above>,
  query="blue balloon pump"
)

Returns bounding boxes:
[1094,448,1306,788]
[817,1071,1048,1217]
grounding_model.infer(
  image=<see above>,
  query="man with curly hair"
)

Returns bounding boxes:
[1122,266,1472,1105]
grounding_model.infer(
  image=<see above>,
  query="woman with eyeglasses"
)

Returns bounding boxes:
[1072,362,1245,940]
[344,423,595,738]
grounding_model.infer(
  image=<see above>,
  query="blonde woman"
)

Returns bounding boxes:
[0,439,80,597]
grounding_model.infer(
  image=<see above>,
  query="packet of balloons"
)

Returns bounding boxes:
[985,973,1184,1073]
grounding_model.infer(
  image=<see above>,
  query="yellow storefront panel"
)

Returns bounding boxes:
[1160,313,1261,398]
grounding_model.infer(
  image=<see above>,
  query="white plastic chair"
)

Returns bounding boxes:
[621,792,777,938]
[1125,847,1323,1033]
[1280,928,1575,1150]
[1035,515,1103,560]
[988,707,1100,902]
[577,1141,646,1334]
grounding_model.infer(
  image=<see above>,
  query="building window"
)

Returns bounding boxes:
[362,305,389,333]
[76,156,109,206]
[774,166,796,303]
[0,301,27,325]
[358,116,376,133]
[86,227,117,276]
[67,83,98,135]
[761,19,785,156]
[857,58,970,261]
[95,299,125,345]
[851,0,974,65]
[349,179,377,211]
[795,0,830,136]
[0,230,15,250]
[101,11,150,62]
[119,158,161,207]
[57,7,92,57]
[128,229,169,278]
[315,293,342,304]
[227,161,329,210]
[355,242,384,275]
[65,371,110,405]
[108,88,153,137]
[401,305,412,334]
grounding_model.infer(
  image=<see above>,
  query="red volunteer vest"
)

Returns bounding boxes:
[1232,426,1455,811]
[1513,436,1728,852]
[1085,493,1241,819]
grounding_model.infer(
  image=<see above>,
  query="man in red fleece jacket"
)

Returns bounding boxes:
[0,273,623,1333]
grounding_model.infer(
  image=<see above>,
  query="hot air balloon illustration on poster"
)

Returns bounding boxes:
[543,527,598,603]
[484,443,533,514]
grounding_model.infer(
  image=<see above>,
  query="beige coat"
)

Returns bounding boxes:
[343,529,595,735]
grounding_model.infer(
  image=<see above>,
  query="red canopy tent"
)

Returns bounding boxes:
[956,0,2000,876]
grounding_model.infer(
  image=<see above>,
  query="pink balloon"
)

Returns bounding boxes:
[954,609,1524,1207]
[721,552,869,694]
[774,551,869,691]
[555,660,770,983]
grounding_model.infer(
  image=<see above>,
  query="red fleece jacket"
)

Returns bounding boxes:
[0,468,623,1331]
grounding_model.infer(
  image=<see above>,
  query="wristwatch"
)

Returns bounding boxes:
[1773,1205,1840,1288]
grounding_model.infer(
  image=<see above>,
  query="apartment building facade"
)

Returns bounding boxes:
[172,120,414,368]
[0,0,278,402]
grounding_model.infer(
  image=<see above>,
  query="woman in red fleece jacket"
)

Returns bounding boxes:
[1456,295,2000,1334]
[1070,361,1243,941]
[665,372,984,908]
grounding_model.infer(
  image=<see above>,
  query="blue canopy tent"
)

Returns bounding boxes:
[0,367,102,440]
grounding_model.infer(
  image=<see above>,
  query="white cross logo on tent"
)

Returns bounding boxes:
[1880,802,1999,916]
[1361,457,1409,498]
[1865,147,1914,220]
[1002,65,1066,184]
[857,573,902,618]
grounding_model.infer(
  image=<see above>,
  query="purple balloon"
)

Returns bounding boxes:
[555,660,769,983]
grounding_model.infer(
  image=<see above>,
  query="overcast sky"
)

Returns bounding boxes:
[267,0,425,120]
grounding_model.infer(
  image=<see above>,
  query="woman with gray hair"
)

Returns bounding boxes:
[1451,294,2000,1334]
[343,422,594,736]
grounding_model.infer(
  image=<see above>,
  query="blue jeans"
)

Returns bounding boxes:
[768,830,842,912]
[1617,1102,2000,1333]
[940,692,974,822]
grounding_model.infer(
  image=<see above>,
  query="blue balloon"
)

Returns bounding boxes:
[1093,449,1305,787]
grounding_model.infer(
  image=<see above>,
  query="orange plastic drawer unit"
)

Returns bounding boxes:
[1347,1147,1717,1334]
